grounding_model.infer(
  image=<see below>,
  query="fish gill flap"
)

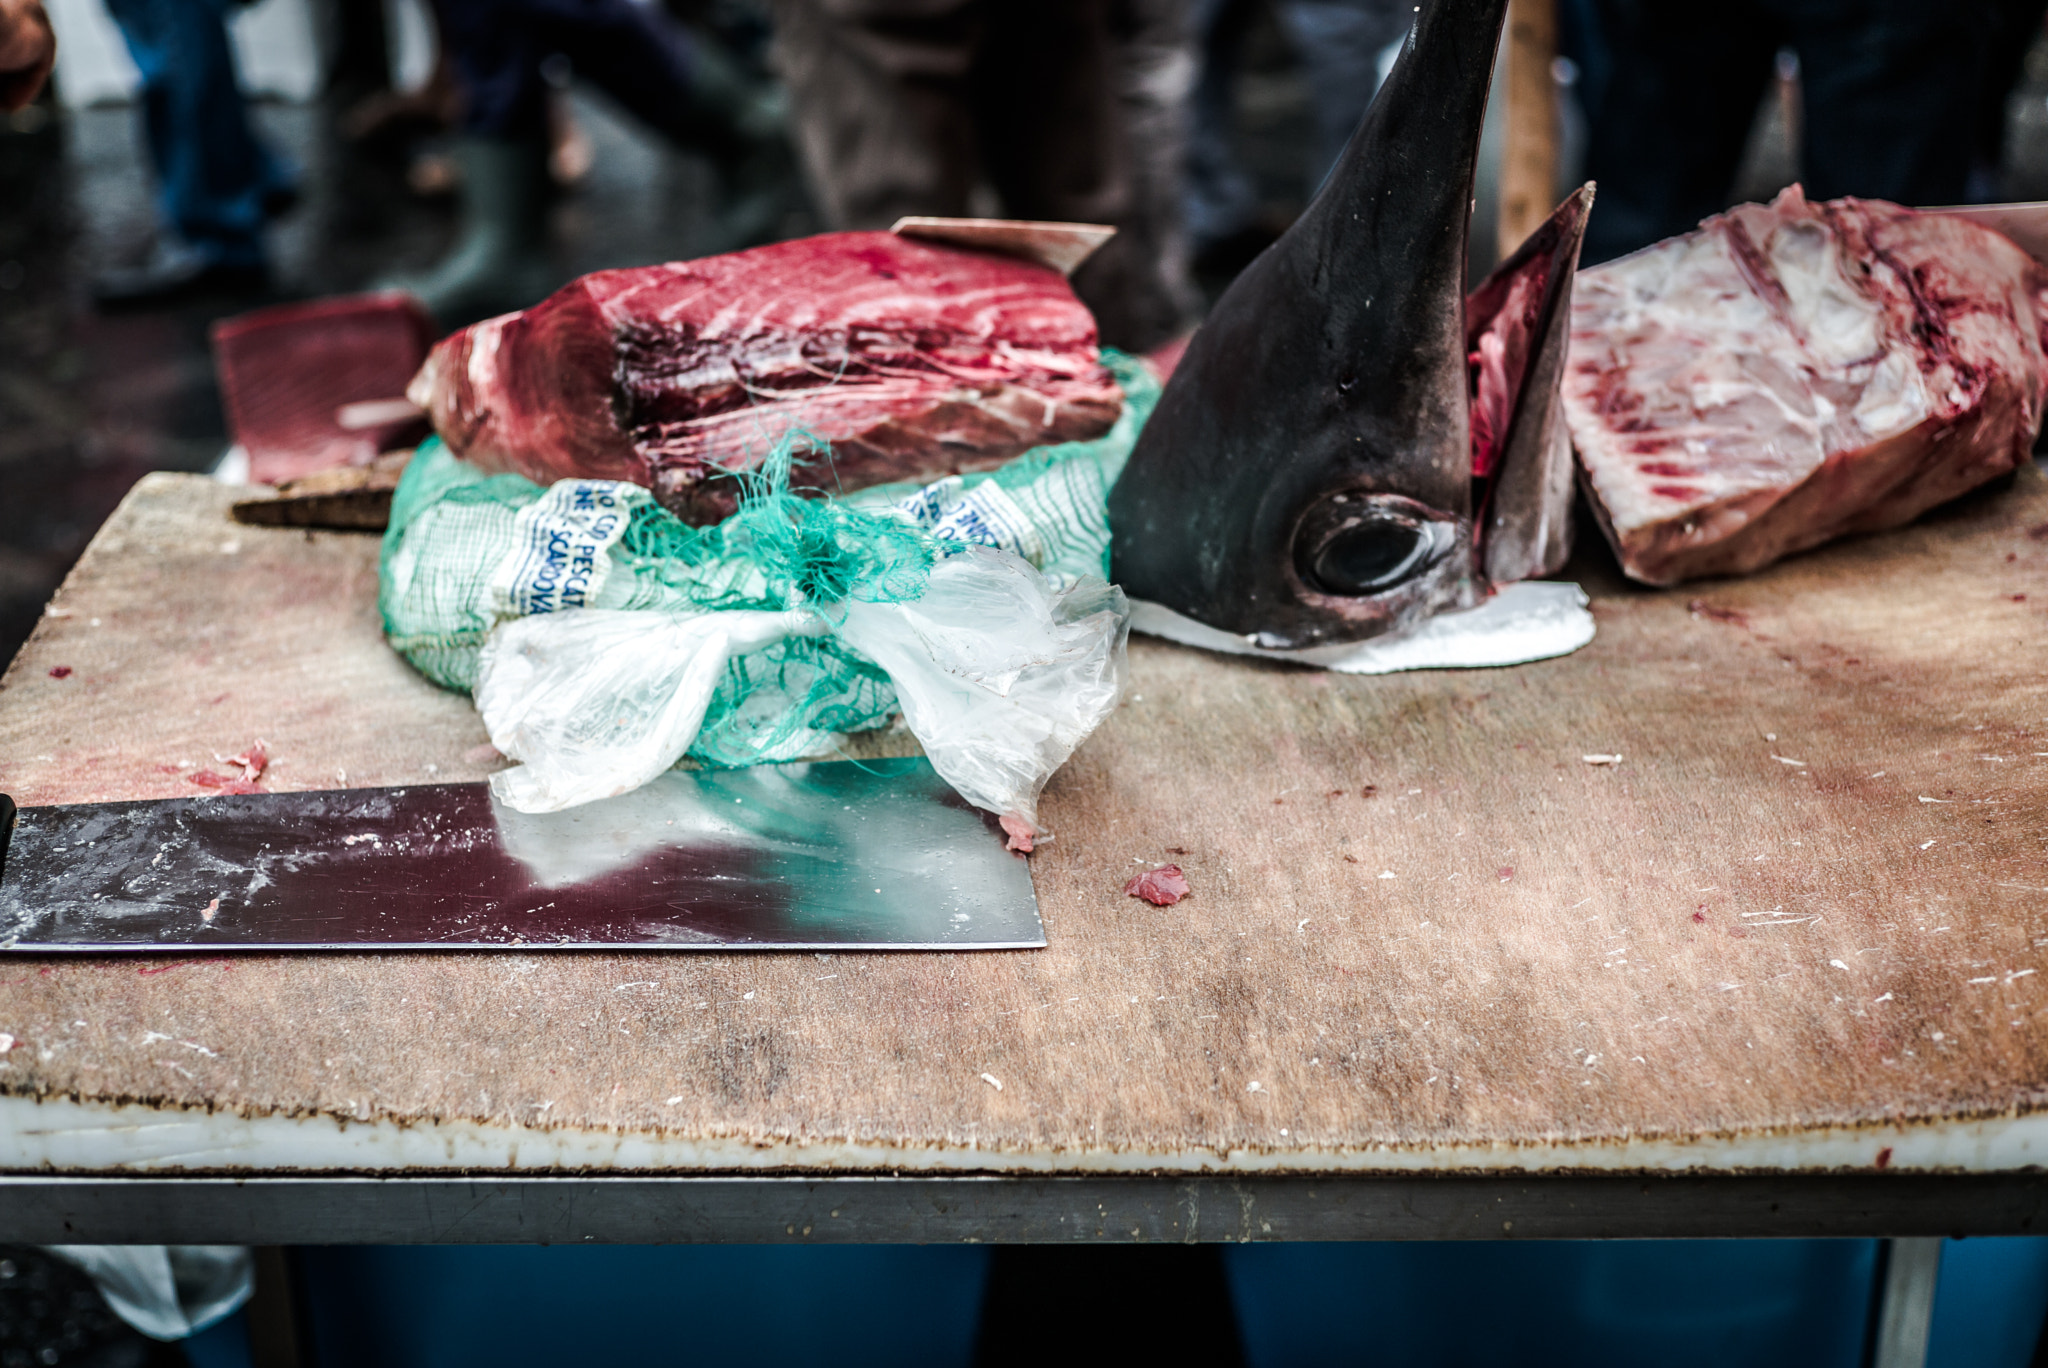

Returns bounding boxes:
[1475,183,1596,586]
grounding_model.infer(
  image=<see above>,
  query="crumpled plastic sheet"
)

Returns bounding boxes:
[43,1245,252,1342]
[475,545,1129,836]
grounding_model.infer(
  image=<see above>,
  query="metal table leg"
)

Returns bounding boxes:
[1871,1238,1943,1368]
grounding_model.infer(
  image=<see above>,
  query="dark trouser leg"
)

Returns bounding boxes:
[769,0,1193,349]
[1781,0,1994,207]
[1277,0,1413,192]
[1185,0,1262,250]
[1976,0,2048,180]
[977,0,1196,350]
[1091,0,1201,349]
[101,0,289,268]
[391,0,554,321]
[1578,0,1777,263]
[328,0,392,101]
[433,0,549,138]
[516,0,751,163]
[766,0,982,229]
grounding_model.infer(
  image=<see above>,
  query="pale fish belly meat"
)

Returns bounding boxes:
[406,231,1123,523]
[1561,187,2048,585]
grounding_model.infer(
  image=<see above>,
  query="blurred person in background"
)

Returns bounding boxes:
[91,0,301,304]
[1185,0,1409,274]
[1575,0,2040,264]
[767,0,1199,353]
[0,0,55,110]
[1971,0,2048,201]
[392,0,788,324]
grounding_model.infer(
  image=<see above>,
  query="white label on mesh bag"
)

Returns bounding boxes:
[895,477,1046,565]
[489,480,641,617]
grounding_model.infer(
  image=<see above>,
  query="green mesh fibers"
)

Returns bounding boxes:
[378,350,1159,768]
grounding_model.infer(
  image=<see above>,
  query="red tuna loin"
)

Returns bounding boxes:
[1561,187,2048,585]
[407,231,1123,523]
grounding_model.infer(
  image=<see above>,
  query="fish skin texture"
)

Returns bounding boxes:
[1564,186,2048,586]
[407,232,1123,524]
[1107,0,1512,650]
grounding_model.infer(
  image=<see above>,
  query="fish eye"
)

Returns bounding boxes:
[1293,494,1451,598]
[1309,522,1431,595]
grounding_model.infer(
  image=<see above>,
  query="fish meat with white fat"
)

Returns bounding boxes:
[1563,187,2048,585]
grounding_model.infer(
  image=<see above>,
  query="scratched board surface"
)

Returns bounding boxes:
[0,472,2043,1167]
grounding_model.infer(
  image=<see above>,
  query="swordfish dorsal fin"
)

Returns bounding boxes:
[1108,0,1510,650]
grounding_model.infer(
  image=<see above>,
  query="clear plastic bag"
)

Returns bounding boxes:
[474,546,1129,837]
[477,608,817,813]
[832,546,1128,848]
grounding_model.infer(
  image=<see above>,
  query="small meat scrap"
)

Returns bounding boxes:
[47,666,71,679]
[1000,814,1038,855]
[190,741,270,795]
[1125,865,1191,906]
[225,742,268,780]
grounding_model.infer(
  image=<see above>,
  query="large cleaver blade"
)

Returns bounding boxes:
[0,758,1044,952]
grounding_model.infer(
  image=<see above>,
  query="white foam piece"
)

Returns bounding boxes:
[1129,580,1596,674]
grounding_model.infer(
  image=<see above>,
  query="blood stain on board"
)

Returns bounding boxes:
[1687,599,1750,628]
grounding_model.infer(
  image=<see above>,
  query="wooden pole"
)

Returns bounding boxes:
[1497,0,1560,256]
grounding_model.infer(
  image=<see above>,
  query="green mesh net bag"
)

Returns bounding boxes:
[378,350,1159,771]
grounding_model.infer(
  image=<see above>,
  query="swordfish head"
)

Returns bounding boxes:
[1108,0,1511,650]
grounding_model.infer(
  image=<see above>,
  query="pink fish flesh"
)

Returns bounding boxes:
[408,231,1124,523]
[1563,187,2048,585]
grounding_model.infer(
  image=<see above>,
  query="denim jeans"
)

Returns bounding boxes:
[101,0,291,269]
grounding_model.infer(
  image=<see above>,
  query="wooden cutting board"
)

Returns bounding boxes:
[0,471,2043,1169]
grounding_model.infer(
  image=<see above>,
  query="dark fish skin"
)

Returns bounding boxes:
[1108,0,1509,650]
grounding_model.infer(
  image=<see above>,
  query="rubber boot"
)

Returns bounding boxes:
[389,135,555,326]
